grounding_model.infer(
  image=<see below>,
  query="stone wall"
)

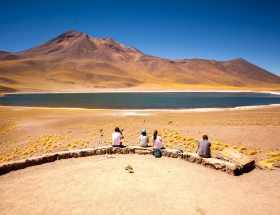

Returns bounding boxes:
[0,146,254,176]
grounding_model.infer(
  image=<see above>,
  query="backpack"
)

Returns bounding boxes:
[154,149,162,158]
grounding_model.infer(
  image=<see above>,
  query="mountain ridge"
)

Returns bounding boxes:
[0,30,280,93]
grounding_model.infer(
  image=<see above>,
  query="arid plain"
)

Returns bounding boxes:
[1,105,280,168]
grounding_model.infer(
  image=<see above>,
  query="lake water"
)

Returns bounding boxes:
[0,92,280,109]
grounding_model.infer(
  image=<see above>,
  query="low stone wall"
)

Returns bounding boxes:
[0,146,254,176]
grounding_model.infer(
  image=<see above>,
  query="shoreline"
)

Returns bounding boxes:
[2,103,280,113]
[3,89,280,95]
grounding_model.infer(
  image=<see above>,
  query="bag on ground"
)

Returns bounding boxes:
[154,149,162,158]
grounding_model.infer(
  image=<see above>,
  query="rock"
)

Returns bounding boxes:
[177,153,183,159]
[188,156,196,163]
[0,163,8,175]
[162,150,172,157]
[112,147,122,154]
[89,149,97,156]
[125,165,134,173]
[78,151,86,157]
[273,161,280,168]
[163,149,182,158]
[171,152,178,158]
[82,149,93,157]
[203,161,215,169]
[129,148,136,154]
[100,148,107,154]
[217,148,255,172]
[226,165,242,175]
[213,163,225,170]
[42,153,59,162]
[106,147,113,154]
[181,153,191,161]
[95,149,101,155]
[72,152,80,158]
[57,151,71,159]
[135,150,150,155]
[0,146,249,176]
[195,157,203,164]
[25,158,38,166]
[121,148,130,154]
[125,165,133,170]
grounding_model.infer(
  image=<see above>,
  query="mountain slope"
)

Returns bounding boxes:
[0,30,280,93]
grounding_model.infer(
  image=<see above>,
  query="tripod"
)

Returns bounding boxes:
[98,129,104,147]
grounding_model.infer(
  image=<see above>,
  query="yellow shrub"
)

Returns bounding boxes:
[248,150,258,155]
[258,160,274,169]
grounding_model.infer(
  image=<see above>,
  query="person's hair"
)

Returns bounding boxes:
[115,127,120,132]
[202,135,208,140]
[142,131,147,136]
[153,130,158,141]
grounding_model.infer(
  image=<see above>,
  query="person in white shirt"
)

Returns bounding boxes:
[112,127,124,147]
[138,128,149,147]
[152,130,164,149]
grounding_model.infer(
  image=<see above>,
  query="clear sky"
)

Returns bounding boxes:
[0,0,280,76]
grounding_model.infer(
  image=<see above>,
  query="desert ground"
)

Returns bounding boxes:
[0,105,280,168]
[1,155,280,215]
[1,105,280,214]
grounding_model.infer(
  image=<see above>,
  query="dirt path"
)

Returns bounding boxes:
[1,155,280,215]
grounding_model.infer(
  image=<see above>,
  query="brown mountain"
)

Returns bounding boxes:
[0,30,280,93]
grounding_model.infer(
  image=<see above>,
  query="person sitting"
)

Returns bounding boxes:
[152,130,164,149]
[112,127,124,147]
[138,129,149,147]
[196,135,211,158]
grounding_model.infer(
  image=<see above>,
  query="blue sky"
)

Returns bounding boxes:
[0,0,280,76]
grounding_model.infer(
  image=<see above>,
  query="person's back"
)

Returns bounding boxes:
[138,129,149,147]
[112,127,123,146]
[197,135,211,158]
[154,136,163,149]
[139,135,149,147]
[152,130,164,149]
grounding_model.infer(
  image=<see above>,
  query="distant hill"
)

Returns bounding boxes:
[0,30,280,93]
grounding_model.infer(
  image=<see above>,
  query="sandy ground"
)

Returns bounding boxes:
[1,106,280,214]
[0,154,280,215]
